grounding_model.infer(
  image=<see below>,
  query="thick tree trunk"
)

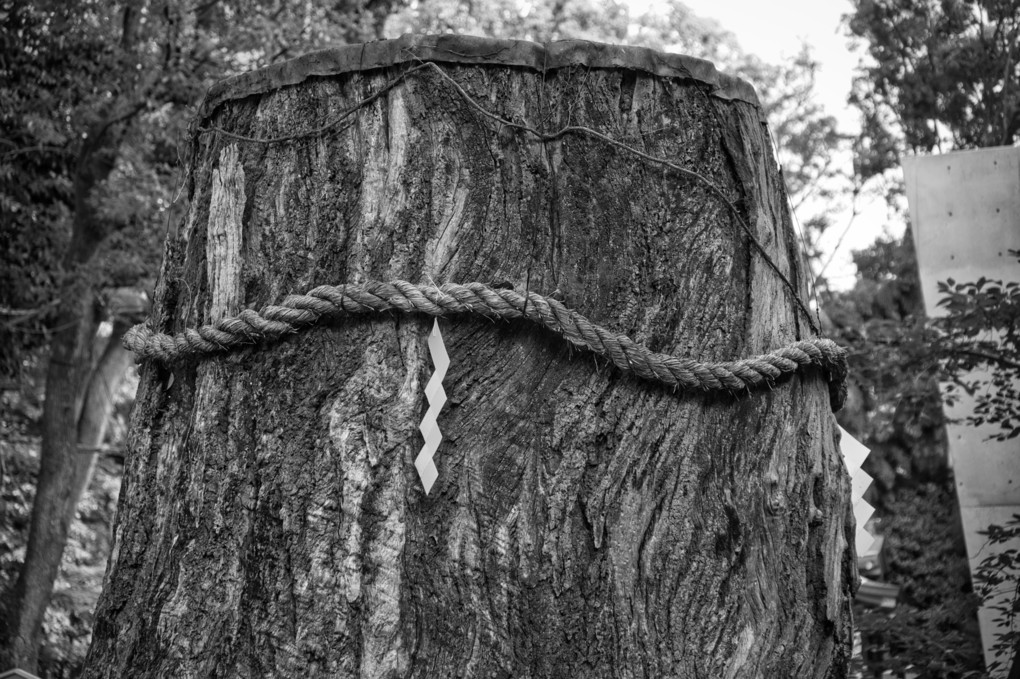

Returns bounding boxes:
[83,36,854,678]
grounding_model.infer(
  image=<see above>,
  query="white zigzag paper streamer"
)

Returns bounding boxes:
[415,319,449,494]
[838,425,877,554]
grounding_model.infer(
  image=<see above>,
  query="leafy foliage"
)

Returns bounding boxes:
[973,514,1020,674]
[846,0,1020,180]
[854,483,984,677]
[828,233,949,491]
[1,1,83,375]
[833,245,1020,452]
[938,259,1020,441]
[384,0,738,55]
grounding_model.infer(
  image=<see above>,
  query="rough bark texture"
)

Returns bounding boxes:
[83,36,855,679]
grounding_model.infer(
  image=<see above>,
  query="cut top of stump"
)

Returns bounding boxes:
[198,33,762,122]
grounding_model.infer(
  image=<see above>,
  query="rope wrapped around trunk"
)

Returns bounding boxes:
[123,280,849,412]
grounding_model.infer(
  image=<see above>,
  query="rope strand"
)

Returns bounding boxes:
[123,280,848,411]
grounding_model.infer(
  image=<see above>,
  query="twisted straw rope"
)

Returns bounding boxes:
[123,280,848,411]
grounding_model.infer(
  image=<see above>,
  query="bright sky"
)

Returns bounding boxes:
[637,0,903,290]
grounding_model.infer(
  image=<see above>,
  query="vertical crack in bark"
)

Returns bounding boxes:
[326,328,421,676]
[207,144,245,322]
[543,140,562,289]
[359,84,411,282]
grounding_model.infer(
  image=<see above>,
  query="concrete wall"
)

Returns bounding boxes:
[902,146,1020,672]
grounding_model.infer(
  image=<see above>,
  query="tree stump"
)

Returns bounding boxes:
[83,35,854,678]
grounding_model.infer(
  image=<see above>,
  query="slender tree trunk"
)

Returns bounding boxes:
[83,36,855,678]
[0,115,138,672]
[2,288,101,672]
[0,302,138,672]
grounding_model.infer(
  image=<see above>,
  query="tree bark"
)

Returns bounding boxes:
[83,36,855,678]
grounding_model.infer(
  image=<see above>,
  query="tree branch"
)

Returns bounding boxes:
[944,348,1020,373]
[0,144,72,160]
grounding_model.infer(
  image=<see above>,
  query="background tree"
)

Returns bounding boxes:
[847,0,1020,164]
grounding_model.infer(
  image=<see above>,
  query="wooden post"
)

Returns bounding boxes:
[83,35,854,678]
